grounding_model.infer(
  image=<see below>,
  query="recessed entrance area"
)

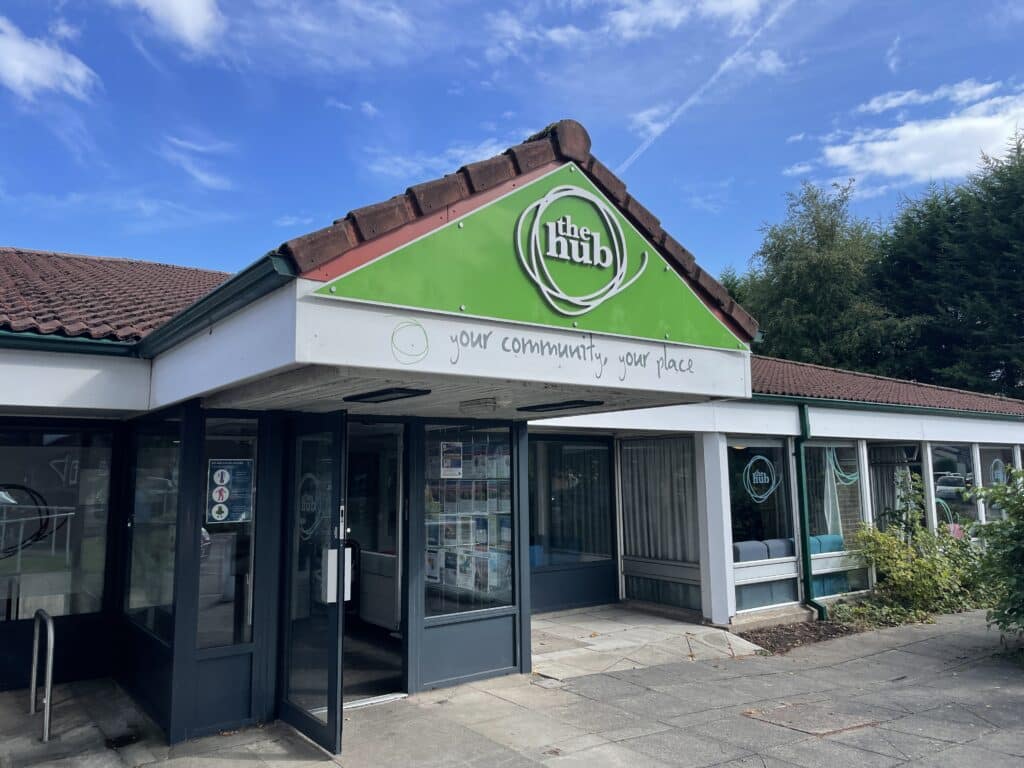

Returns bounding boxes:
[343,422,404,704]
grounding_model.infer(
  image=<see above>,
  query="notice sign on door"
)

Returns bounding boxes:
[206,459,255,524]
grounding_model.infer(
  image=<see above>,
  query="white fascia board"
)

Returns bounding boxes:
[149,282,299,410]
[807,406,1024,444]
[532,399,799,435]
[0,348,150,412]
[294,278,751,399]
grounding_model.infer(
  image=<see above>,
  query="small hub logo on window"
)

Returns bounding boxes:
[516,185,648,316]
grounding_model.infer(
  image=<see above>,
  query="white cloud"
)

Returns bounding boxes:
[822,92,1024,184]
[49,18,81,42]
[0,16,98,101]
[165,135,234,153]
[618,0,796,172]
[786,132,805,143]
[683,176,733,213]
[326,97,351,111]
[360,100,379,117]
[857,78,1002,114]
[230,0,419,72]
[274,214,315,227]
[885,34,900,73]
[727,47,787,76]
[111,0,226,53]
[366,136,512,180]
[608,0,764,40]
[628,103,672,140]
[782,160,813,176]
[160,134,233,189]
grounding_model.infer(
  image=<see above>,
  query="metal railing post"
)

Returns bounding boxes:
[29,608,54,743]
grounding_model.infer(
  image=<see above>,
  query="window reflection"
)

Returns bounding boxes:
[197,418,258,649]
[126,426,180,642]
[979,446,1014,521]
[930,444,976,525]
[528,439,612,568]
[0,430,112,622]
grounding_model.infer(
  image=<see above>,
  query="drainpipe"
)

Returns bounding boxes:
[794,403,829,621]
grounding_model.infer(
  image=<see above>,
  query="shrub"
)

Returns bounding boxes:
[968,468,1024,638]
[832,472,988,627]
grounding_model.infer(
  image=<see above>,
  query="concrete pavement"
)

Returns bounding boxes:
[1,610,1021,767]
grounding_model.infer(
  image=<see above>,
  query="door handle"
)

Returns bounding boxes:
[322,547,338,604]
[320,545,353,604]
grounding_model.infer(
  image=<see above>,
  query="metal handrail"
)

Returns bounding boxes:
[29,608,54,743]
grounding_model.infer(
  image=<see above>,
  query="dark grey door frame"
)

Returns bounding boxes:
[277,411,347,754]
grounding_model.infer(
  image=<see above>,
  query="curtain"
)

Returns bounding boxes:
[868,445,908,530]
[620,437,700,564]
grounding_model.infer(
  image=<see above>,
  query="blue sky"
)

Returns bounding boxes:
[1,1,1022,277]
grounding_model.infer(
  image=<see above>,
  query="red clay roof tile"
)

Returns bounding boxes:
[0,247,229,342]
[752,355,1024,417]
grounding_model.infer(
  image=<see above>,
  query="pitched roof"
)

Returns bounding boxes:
[753,355,1024,417]
[279,119,759,343]
[0,247,229,342]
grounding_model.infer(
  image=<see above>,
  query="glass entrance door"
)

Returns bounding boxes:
[343,423,404,702]
[279,414,345,753]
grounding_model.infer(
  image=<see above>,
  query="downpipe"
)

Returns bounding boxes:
[795,404,829,621]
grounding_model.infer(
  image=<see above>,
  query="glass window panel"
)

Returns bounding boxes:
[620,437,699,563]
[424,425,513,617]
[806,445,862,546]
[979,446,1014,521]
[197,418,258,649]
[347,423,402,556]
[126,426,181,642]
[867,443,923,531]
[727,441,793,561]
[813,568,869,597]
[736,579,798,611]
[0,430,112,622]
[931,443,977,524]
[528,439,612,568]
[286,430,334,722]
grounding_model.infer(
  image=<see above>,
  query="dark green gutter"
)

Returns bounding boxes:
[794,403,829,621]
[137,252,296,358]
[0,328,136,357]
[754,393,1024,422]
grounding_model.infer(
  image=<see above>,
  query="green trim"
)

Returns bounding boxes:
[794,404,829,621]
[138,253,296,358]
[0,328,135,357]
[754,393,1024,422]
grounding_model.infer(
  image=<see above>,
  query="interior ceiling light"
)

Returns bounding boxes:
[517,399,604,413]
[344,387,431,404]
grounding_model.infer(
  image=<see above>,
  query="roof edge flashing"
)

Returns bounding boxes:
[138,252,297,359]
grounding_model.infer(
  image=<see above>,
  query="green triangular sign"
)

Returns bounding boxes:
[315,163,746,351]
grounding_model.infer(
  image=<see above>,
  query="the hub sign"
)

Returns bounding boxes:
[516,185,648,317]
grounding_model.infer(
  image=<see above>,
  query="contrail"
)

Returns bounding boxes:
[616,0,798,174]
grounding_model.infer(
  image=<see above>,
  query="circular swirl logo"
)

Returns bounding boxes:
[743,454,781,504]
[515,185,648,316]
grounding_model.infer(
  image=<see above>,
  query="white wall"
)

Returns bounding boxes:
[533,399,800,435]
[0,348,150,412]
[149,282,299,409]
[808,406,1024,443]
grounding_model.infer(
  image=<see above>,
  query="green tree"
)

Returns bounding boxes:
[873,136,1024,397]
[731,181,905,369]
